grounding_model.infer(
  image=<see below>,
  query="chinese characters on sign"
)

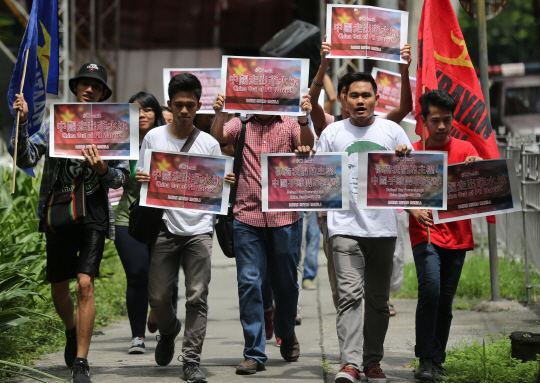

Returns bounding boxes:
[49,103,139,159]
[220,56,309,116]
[371,67,416,124]
[261,153,349,212]
[163,68,221,113]
[433,159,521,223]
[140,150,232,215]
[327,5,408,63]
[358,151,447,209]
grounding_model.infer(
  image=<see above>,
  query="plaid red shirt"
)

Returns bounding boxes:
[225,114,301,227]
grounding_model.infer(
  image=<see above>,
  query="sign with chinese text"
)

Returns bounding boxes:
[327,5,408,63]
[371,67,416,124]
[261,153,349,212]
[433,159,521,223]
[50,103,139,159]
[221,56,309,116]
[163,68,221,113]
[358,151,447,209]
[140,150,232,215]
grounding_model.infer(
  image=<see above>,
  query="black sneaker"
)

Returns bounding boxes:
[414,358,434,382]
[432,362,448,380]
[155,318,181,366]
[64,327,77,368]
[182,361,207,383]
[71,357,92,383]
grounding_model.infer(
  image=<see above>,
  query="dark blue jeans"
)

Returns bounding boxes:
[303,211,320,280]
[413,242,466,363]
[233,219,300,364]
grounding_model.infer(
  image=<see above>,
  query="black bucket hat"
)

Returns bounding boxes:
[69,63,113,101]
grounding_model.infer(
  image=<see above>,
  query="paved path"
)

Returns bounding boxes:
[15,235,540,382]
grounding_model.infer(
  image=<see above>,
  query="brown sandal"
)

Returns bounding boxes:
[388,301,396,316]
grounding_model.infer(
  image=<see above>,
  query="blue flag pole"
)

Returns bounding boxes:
[11,48,30,195]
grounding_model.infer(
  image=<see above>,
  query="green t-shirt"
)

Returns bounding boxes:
[114,160,140,226]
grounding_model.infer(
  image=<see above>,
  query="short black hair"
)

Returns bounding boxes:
[168,73,202,102]
[420,90,456,118]
[129,91,166,127]
[343,72,377,96]
[161,105,172,113]
[337,72,354,95]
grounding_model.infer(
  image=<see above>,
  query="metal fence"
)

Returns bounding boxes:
[472,136,540,302]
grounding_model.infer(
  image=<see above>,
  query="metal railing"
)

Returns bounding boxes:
[473,136,540,303]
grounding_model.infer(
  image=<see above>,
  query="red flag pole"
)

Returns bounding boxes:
[11,48,30,195]
[422,84,431,245]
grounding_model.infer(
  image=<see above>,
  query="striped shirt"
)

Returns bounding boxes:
[11,119,130,240]
[225,114,301,227]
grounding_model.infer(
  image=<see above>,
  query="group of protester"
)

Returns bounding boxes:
[10,35,482,383]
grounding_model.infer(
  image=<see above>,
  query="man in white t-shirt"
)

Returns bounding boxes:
[317,72,412,383]
[136,73,234,383]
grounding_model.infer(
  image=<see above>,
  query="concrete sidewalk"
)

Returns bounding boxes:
[14,236,540,383]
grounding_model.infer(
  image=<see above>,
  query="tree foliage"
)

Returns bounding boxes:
[458,0,540,66]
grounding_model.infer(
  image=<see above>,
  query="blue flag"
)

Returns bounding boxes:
[7,0,59,176]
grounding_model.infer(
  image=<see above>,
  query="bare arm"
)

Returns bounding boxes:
[386,44,413,124]
[297,94,314,149]
[210,93,229,145]
[323,73,336,114]
[309,35,331,134]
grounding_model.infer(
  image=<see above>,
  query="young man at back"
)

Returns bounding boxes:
[317,72,412,383]
[11,63,129,383]
[403,90,482,382]
[211,92,314,375]
[136,73,235,383]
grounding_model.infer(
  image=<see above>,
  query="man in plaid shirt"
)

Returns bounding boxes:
[11,63,129,383]
[211,92,314,375]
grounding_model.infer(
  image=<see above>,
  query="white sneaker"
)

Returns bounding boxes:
[128,337,146,354]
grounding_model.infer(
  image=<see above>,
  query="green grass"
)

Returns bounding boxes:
[411,334,538,383]
[391,254,540,302]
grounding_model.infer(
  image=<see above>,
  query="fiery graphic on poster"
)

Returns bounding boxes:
[225,57,302,113]
[330,6,402,61]
[146,151,226,212]
[267,155,345,210]
[170,69,221,111]
[53,103,131,157]
[438,160,513,220]
[366,153,444,208]
[373,69,416,123]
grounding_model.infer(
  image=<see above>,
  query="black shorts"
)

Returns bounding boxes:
[45,226,106,283]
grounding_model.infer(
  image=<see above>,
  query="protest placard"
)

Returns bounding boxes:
[433,159,521,223]
[261,153,349,212]
[220,56,309,116]
[140,150,232,215]
[327,5,408,63]
[371,67,416,124]
[358,151,447,209]
[49,103,139,159]
[108,187,123,206]
[163,68,221,113]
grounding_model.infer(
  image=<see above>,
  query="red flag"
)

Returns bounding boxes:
[415,0,500,161]
[416,0,497,224]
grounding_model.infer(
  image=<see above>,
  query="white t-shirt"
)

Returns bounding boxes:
[317,118,412,238]
[137,125,222,236]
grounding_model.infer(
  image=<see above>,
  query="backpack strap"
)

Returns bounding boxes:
[180,127,201,153]
[228,117,247,205]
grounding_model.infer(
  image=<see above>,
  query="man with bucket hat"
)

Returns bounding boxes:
[11,63,129,383]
